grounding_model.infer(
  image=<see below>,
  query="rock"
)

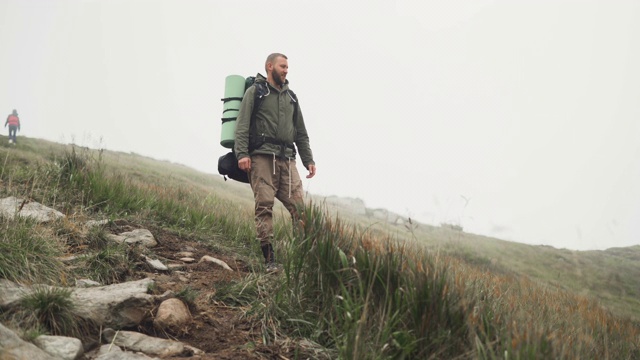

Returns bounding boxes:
[153,298,191,333]
[71,278,155,328]
[58,255,78,262]
[33,335,84,360]
[167,263,185,270]
[106,229,157,247]
[75,279,101,288]
[86,219,109,227]
[96,343,124,355]
[179,257,195,263]
[0,196,65,222]
[175,251,194,258]
[95,343,160,360]
[101,328,185,358]
[199,255,233,271]
[155,290,175,302]
[0,323,53,360]
[0,279,32,309]
[144,256,168,271]
[184,344,205,356]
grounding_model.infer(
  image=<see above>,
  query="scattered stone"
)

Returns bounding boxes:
[176,251,194,258]
[86,219,109,227]
[177,275,189,283]
[155,290,175,302]
[167,263,185,270]
[199,255,233,271]
[0,196,65,222]
[71,278,155,328]
[153,298,192,334]
[33,335,84,360]
[144,256,169,271]
[183,246,196,252]
[0,323,53,360]
[76,279,101,288]
[106,229,157,247]
[58,255,78,262]
[94,343,159,360]
[101,328,185,358]
[179,257,195,263]
[184,344,205,356]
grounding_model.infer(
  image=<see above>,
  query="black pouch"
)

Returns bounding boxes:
[217,152,250,183]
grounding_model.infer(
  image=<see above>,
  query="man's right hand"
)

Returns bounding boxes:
[238,157,251,172]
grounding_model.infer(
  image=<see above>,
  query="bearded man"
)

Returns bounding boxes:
[234,53,316,272]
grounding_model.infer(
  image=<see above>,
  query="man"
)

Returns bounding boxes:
[4,109,20,144]
[234,53,316,271]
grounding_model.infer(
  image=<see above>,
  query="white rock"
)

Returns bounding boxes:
[101,328,185,358]
[33,335,84,360]
[0,196,65,222]
[71,278,155,328]
[179,257,195,263]
[144,256,168,271]
[0,323,53,360]
[175,251,194,257]
[199,255,233,271]
[106,229,157,247]
[75,279,101,288]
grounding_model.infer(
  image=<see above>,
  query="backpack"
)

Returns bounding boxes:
[217,151,249,183]
[218,76,299,183]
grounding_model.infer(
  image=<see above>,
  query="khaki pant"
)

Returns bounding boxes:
[249,154,304,246]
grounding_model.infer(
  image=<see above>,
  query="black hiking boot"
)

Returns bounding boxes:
[261,244,281,273]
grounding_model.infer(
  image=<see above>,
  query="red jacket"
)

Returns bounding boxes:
[6,115,19,126]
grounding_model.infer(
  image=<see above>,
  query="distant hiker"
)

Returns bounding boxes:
[4,109,20,144]
[234,53,316,272]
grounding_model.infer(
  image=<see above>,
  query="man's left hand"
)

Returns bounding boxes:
[306,164,316,179]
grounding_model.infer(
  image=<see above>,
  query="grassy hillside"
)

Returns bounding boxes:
[1,135,639,359]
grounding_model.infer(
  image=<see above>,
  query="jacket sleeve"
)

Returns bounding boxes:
[233,86,256,160]
[294,103,315,169]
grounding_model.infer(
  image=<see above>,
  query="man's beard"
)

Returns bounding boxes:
[271,69,285,87]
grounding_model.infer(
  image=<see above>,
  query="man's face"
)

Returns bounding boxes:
[269,56,288,86]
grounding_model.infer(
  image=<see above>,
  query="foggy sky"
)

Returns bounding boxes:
[1,0,639,250]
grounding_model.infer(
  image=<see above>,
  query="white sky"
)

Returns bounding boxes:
[1,0,639,250]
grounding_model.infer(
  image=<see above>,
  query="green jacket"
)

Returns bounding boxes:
[234,74,314,169]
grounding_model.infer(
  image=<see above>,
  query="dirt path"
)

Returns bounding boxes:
[112,221,286,359]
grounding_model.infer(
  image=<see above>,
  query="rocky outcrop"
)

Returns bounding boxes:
[71,278,155,328]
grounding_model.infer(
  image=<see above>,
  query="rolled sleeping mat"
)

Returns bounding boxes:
[220,75,246,148]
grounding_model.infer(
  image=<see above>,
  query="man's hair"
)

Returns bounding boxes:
[265,53,288,72]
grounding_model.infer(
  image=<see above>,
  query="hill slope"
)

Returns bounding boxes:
[1,135,639,359]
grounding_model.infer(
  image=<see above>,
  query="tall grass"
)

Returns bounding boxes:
[241,204,640,359]
[0,218,66,285]
[56,146,255,245]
